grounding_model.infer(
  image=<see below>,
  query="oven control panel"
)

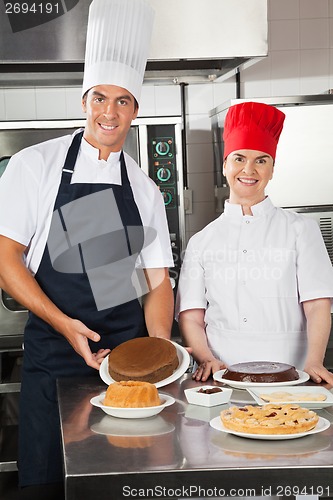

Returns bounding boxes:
[151,136,177,208]
[147,125,181,288]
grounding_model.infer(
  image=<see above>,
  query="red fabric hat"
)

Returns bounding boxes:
[223,101,285,160]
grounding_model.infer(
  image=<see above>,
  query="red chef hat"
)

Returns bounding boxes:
[223,101,285,160]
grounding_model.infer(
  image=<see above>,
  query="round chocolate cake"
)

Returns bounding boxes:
[222,361,299,383]
[108,337,179,383]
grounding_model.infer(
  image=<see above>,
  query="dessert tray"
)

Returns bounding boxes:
[213,369,309,389]
[209,416,330,440]
[247,386,333,409]
[99,341,190,388]
[90,391,175,418]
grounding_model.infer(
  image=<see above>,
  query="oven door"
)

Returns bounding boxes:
[0,156,29,348]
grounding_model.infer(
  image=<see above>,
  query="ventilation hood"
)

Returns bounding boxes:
[0,0,267,86]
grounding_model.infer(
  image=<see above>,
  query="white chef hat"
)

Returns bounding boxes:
[82,0,155,104]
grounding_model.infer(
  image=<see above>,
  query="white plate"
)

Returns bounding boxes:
[90,392,175,418]
[209,416,330,440]
[213,369,309,389]
[247,386,333,409]
[99,341,190,388]
[91,415,175,437]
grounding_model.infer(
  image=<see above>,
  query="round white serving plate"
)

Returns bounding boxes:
[209,416,330,440]
[213,369,309,389]
[99,341,190,388]
[90,392,175,419]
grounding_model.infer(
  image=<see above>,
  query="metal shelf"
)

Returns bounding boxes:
[0,425,18,473]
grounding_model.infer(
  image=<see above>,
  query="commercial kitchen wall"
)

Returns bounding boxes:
[0,0,332,247]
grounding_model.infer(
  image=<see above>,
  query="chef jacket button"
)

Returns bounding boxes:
[243,249,247,253]
[243,317,247,322]
[245,220,250,224]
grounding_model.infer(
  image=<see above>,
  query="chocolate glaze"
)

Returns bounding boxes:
[198,387,222,394]
[222,361,299,383]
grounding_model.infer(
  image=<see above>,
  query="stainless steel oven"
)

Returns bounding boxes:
[0,120,87,349]
[284,205,333,369]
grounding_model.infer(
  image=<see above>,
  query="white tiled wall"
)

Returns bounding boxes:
[1,0,332,244]
[65,88,86,119]
[241,0,333,99]
[4,88,37,120]
[0,89,5,121]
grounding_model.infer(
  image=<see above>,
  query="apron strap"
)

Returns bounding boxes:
[120,151,134,200]
[60,130,84,185]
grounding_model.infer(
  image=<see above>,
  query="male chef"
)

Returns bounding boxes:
[0,0,174,497]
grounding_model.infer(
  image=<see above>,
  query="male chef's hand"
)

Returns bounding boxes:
[62,318,110,370]
[304,362,333,387]
[192,359,226,382]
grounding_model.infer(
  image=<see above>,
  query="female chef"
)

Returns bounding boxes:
[176,101,333,385]
[0,0,174,498]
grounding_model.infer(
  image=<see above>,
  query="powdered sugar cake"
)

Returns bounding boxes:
[222,361,299,383]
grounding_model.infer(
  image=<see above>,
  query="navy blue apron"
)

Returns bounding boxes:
[18,131,148,486]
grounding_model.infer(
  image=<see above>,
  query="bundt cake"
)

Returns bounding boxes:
[103,380,162,408]
[108,337,179,383]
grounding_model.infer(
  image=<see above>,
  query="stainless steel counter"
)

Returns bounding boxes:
[57,375,333,500]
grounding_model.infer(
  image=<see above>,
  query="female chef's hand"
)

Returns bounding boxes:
[304,362,333,386]
[62,318,110,370]
[192,359,226,382]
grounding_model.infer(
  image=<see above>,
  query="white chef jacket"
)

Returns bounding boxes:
[176,197,333,368]
[0,129,173,274]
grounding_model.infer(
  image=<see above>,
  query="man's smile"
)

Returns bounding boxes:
[99,123,117,131]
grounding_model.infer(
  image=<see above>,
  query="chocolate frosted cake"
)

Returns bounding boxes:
[222,361,299,383]
[108,337,179,383]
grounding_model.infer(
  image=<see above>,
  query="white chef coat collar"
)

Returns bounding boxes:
[224,196,274,218]
[81,135,121,166]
